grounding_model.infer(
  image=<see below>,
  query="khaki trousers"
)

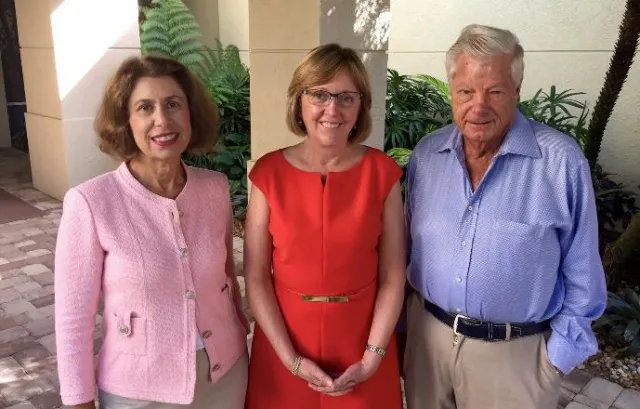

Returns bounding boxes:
[99,350,248,409]
[403,294,561,409]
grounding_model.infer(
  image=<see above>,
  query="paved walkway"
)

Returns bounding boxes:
[0,148,638,409]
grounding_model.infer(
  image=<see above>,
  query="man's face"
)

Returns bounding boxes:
[450,53,520,146]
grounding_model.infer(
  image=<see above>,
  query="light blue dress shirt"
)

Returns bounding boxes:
[406,111,607,374]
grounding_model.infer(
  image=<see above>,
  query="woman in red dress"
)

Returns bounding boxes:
[244,43,406,409]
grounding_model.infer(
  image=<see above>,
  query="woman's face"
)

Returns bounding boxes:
[300,70,361,147]
[128,76,191,162]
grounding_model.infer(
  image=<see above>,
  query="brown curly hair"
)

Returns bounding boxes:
[95,55,218,160]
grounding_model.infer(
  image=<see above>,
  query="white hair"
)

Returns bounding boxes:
[445,24,524,86]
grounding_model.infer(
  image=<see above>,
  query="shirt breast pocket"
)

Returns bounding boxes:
[490,219,544,275]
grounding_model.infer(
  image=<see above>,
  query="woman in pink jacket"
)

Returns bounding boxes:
[54,55,249,409]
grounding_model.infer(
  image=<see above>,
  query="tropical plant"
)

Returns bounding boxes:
[593,289,640,355]
[384,69,452,151]
[518,87,589,149]
[183,66,251,219]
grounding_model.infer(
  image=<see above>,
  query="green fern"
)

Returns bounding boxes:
[139,0,249,84]
[139,0,205,74]
[202,39,246,82]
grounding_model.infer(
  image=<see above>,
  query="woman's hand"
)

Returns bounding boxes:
[294,357,337,392]
[329,352,383,394]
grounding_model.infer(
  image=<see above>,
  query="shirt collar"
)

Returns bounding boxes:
[435,111,542,159]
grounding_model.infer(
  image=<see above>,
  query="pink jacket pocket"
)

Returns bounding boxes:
[107,310,147,356]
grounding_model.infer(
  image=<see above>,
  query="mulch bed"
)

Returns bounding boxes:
[583,334,640,390]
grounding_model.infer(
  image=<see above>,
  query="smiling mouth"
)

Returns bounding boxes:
[151,133,179,146]
[320,122,341,129]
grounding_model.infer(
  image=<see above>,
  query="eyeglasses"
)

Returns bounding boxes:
[303,89,362,108]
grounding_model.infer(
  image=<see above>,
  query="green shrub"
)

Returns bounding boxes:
[594,289,640,355]
[183,64,251,220]
[385,69,452,152]
[518,86,589,149]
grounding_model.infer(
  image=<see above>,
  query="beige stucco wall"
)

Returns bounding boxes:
[183,0,249,64]
[15,0,139,200]
[183,0,220,49]
[218,0,249,64]
[388,0,640,191]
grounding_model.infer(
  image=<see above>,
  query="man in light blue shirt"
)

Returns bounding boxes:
[403,24,607,409]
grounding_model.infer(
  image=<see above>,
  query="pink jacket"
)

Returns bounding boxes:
[54,163,248,405]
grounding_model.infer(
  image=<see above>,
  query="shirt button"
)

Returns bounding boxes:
[468,205,473,211]
[462,241,467,246]
[186,290,195,300]
[455,277,462,283]
[202,330,212,339]
[211,364,221,372]
[119,326,129,334]
[179,248,188,258]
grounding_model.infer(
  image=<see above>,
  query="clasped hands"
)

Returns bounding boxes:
[292,352,382,396]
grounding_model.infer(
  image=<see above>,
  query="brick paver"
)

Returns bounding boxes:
[0,148,637,408]
[613,389,640,409]
[582,378,626,408]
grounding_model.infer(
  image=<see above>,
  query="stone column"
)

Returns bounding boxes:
[15,0,141,200]
[183,0,220,49]
[218,0,249,65]
[247,0,390,171]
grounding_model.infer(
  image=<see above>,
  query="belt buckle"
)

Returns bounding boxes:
[452,313,470,345]
[301,295,349,303]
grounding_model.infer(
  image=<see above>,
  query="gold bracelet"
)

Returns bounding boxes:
[291,355,302,377]
[365,344,387,357]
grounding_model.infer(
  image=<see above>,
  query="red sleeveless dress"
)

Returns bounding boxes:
[245,146,403,409]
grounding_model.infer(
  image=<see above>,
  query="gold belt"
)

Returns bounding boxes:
[301,295,350,303]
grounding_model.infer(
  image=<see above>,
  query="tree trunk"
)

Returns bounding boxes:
[603,211,640,286]
[583,0,640,169]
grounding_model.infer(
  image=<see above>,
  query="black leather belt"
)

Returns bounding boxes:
[424,300,550,341]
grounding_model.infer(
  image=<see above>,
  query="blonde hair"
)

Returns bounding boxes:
[286,43,372,143]
[446,24,524,86]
